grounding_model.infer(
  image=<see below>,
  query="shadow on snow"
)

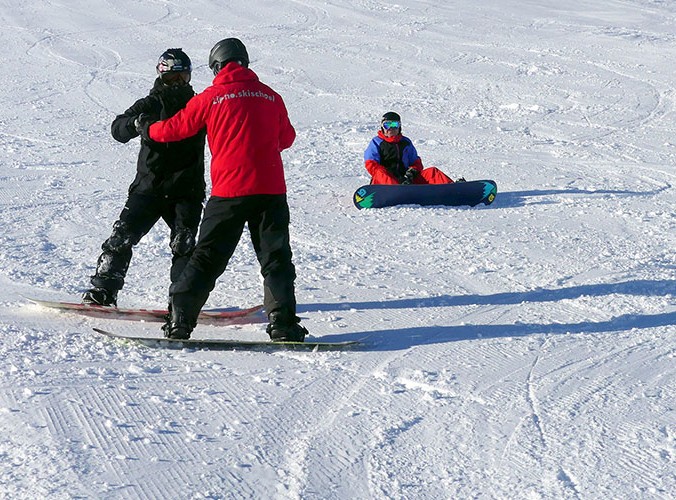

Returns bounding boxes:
[340,311,676,351]
[299,279,675,350]
[495,185,669,208]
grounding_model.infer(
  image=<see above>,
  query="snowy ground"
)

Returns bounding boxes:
[0,0,674,498]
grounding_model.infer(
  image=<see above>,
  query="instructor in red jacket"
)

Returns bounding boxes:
[139,38,307,342]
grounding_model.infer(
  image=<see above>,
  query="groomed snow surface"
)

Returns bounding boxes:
[0,0,674,498]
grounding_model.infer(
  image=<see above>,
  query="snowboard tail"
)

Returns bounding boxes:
[26,297,264,326]
[93,328,360,351]
[353,179,497,209]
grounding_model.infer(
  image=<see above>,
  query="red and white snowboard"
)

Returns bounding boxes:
[26,297,264,326]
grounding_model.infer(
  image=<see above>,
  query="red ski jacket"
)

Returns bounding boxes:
[148,63,296,198]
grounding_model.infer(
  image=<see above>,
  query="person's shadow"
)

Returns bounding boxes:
[298,279,675,350]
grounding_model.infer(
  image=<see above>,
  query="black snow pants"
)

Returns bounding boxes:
[90,193,203,293]
[169,194,297,325]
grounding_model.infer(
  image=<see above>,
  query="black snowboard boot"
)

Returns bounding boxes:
[266,310,308,342]
[162,310,194,340]
[82,287,118,307]
[162,321,192,340]
[162,300,172,324]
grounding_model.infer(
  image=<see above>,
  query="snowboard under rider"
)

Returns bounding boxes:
[82,48,206,308]
[364,112,462,185]
[136,38,308,342]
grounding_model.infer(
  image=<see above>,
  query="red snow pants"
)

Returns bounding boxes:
[370,167,454,185]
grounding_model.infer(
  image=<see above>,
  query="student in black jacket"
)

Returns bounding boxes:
[82,48,205,307]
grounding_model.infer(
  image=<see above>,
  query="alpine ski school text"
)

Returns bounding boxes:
[212,89,276,105]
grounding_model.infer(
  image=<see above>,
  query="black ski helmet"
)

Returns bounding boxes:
[156,48,192,85]
[381,111,402,131]
[209,38,249,75]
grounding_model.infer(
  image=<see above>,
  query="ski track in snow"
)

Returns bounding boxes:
[0,0,675,498]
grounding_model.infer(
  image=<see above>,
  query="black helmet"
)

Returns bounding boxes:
[209,38,249,75]
[156,48,192,86]
[381,111,402,132]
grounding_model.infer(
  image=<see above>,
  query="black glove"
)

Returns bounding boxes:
[401,167,419,185]
[134,113,154,142]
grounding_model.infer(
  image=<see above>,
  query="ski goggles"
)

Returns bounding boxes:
[159,71,191,85]
[382,120,401,130]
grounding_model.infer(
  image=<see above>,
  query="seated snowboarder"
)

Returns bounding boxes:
[364,112,462,185]
[82,48,206,307]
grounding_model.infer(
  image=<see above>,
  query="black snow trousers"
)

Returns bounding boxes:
[91,193,202,294]
[169,194,297,325]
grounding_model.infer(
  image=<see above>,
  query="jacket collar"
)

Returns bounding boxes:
[378,130,403,143]
[213,62,259,85]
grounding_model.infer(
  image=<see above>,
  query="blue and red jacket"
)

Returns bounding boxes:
[364,131,424,183]
[149,62,295,198]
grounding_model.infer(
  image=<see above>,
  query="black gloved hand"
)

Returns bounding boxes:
[401,167,419,185]
[134,113,154,142]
